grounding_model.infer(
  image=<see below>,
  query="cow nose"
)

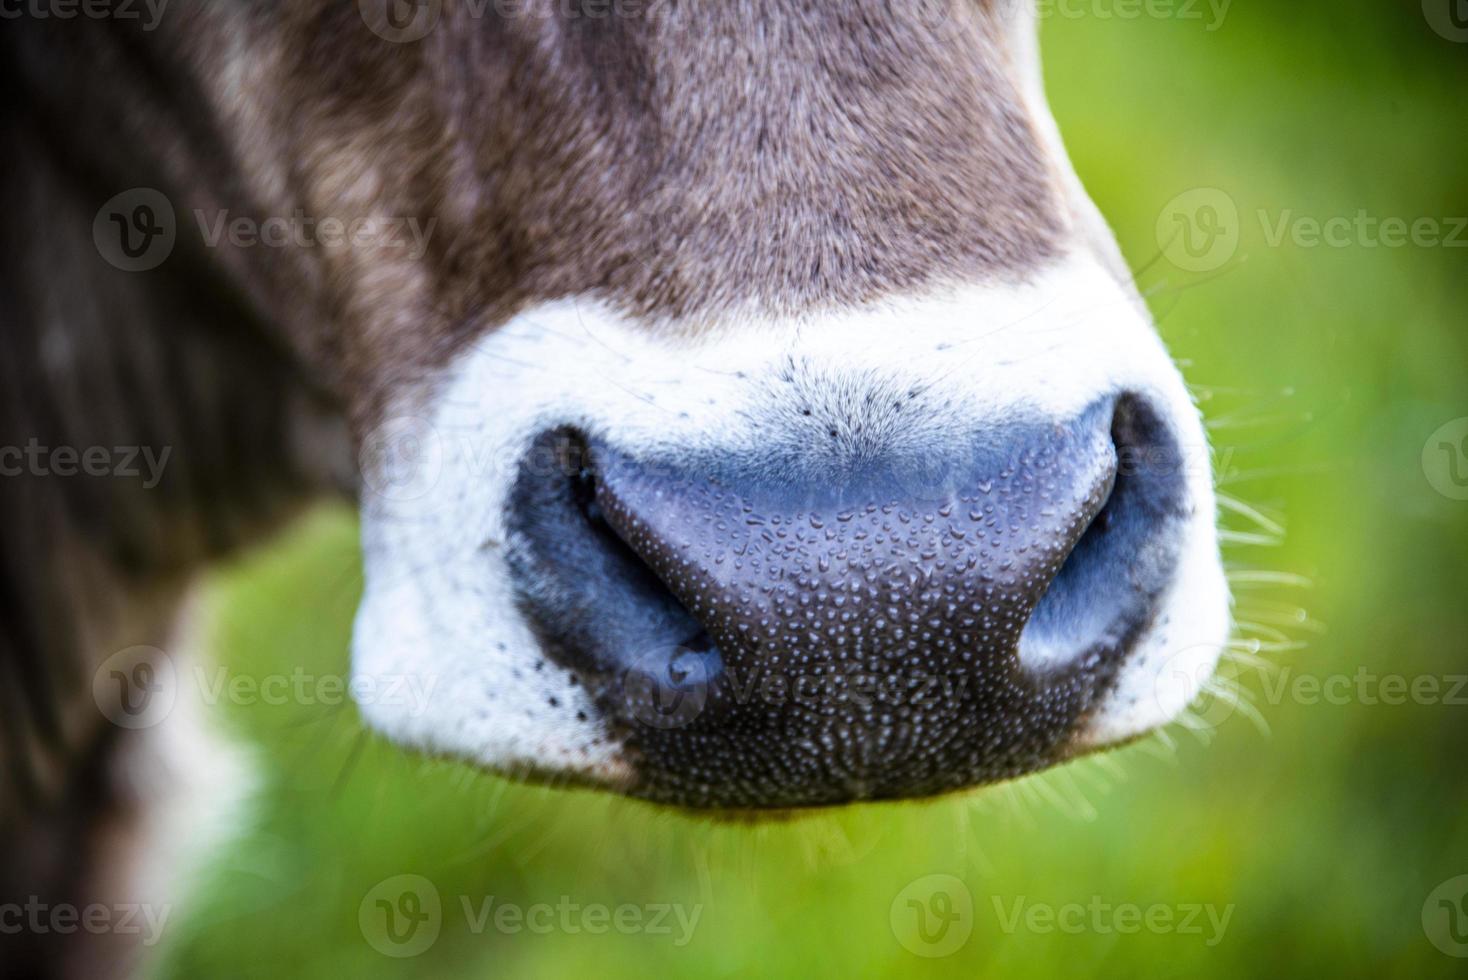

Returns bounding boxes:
[507,395,1190,808]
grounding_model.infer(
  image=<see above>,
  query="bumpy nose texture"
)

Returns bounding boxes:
[584,405,1128,807]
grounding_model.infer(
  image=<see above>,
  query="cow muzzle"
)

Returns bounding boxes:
[507,394,1191,808]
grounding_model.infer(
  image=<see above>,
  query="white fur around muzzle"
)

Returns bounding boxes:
[350,248,1231,786]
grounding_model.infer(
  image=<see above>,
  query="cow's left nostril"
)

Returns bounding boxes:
[507,397,1192,808]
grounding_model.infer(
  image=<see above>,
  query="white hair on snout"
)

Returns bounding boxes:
[349,249,1232,790]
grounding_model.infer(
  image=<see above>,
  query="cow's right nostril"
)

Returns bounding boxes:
[507,430,733,729]
[1018,396,1192,674]
[506,395,1193,808]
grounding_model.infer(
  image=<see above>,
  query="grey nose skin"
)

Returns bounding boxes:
[506,396,1189,809]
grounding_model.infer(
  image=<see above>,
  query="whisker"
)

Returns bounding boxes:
[1226,570,1314,589]
[1216,493,1286,536]
[1231,620,1296,645]
[1219,529,1283,547]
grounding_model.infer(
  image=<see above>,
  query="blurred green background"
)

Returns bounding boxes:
[157,4,1468,977]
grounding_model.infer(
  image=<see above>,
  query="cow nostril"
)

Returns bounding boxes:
[568,450,718,660]
[1017,395,1191,674]
[507,428,729,732]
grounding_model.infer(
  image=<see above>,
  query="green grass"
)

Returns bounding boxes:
[158,6,1468,978]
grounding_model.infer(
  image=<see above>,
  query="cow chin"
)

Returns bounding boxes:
[350,248,1231,810]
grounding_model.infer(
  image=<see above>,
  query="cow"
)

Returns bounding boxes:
[0,1,1230,975]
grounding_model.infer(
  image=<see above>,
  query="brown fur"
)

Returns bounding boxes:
[1,3,1067,975]
[171,1,1061,420]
